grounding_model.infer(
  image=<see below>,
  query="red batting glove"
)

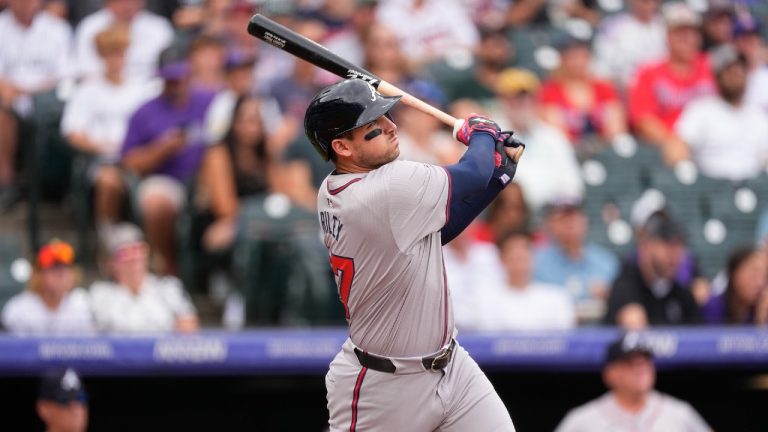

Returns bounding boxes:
[454,113,501,146]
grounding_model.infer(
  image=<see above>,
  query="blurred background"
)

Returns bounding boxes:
[1,0,768,430]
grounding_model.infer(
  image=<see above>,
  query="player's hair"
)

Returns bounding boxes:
[94,24,130,57]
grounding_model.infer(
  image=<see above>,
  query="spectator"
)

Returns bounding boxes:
[37,368,88,432]
[0,0,72,207]
[701,0,734,52]
[120,47,216,275]
[539,34,629,150]
[429,26,514,109]
[322,0,380,67]
[676,44,768,181]
[555,333,711,432]
[592,0,666,90]
[74,0,173,80]
[61,25,155,232]
[361,23,412,87]
[443,223,505,331]
[188,34,228,93]
[604,211,702,329]
[478,230,576,330]
[733,15,768,113]
[534,196,619,324]
[376,0,479,67]
[474,181,531,244]
[393,80,460,165]
[172,0,233,43]
[702,246,768,325]
[1,240,93,335]
[90,223,199,333]
[628,3,715,165]
[492,68,583,212]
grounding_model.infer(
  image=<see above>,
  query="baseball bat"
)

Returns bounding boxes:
[247,14,522,162]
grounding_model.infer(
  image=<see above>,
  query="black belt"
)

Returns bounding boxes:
[354,340,456,373]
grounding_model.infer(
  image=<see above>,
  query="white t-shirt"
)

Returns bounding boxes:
[478,281,576,330]
[592,13,667,88]
[74,9,173,80]
[0,10,73,114]
[745,66,768,114]
[555,391,711,432]
[89,274,196,333]
[1,289,94,335]
[376,0,479,64]
[61,77,156,158]
[443,239,505,331]
[676,95,768,181]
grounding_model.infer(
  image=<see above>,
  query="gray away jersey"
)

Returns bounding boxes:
[318,160,453,358]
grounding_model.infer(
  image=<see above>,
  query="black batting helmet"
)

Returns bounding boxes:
[304,79,401,161]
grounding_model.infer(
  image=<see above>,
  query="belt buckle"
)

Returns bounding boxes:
[429,349,450,370]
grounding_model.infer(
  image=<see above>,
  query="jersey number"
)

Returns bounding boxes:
[330,254,355,319]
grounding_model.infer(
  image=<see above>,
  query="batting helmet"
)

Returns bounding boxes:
[304,79,401,161]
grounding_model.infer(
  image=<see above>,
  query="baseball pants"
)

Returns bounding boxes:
[326,338,515,432]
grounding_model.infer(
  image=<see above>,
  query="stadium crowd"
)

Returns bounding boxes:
[0,0,767,334]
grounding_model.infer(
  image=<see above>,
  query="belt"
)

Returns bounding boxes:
[354,340,456,374]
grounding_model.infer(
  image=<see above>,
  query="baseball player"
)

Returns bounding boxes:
[304,78,523,431]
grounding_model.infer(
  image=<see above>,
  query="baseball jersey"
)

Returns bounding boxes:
[555,391,711,432]
[318,160,452,358]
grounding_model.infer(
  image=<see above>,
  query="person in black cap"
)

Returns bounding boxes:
[36,368,88,432]
[555,333,711,431]
[603,210,702,328]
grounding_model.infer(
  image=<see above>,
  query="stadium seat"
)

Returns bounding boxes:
[0,234,26,313]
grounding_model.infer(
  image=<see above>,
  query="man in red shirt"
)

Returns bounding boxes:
[629,3,715,165]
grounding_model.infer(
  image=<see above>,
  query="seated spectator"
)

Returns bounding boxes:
[539,34,629,151]
[172,0,232,43]
[592,0,666,90]
[443,223,505,331]
[629,3,715,165]
[188,34,227,93]
[676,44,768,181]
[75,0,173,80]
[604,211,702,329]
[701,0,734,52]
[61,25,156,232]
[376,0,479,67]
[120,47,215,275]
[0,0,72,207]
[492,68,583,212]
[555,333,711,432]
[37,368,88,432]
[478,230,575,330]
[361,23,412,88]
[393,80,460,165]
[321,0,379,67]
[534,196,619,324]
[733,16,768,114]
[702,246,768,325]
[90,223,199,333]
[474,181,531,244]
[1,240,93,335]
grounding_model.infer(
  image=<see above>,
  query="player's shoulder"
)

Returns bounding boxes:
[556,395,606,431]
[373,159,445,179]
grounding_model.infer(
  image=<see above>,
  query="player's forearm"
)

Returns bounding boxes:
[441,178,503,245]
[443,133,495,200]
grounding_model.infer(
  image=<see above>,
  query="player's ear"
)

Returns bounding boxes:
[331,138,353,158]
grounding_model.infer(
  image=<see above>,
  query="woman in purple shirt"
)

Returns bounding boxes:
[702,246,768,325]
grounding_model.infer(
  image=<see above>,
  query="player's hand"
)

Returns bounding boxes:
[454,113,501,145]
[493,131,525,186]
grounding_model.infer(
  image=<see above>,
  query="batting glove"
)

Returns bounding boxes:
[494,130,525,187]
[454,113,501,146]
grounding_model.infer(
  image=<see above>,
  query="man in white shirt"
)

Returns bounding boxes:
[555,333,711,432]
[1,240,93,335]
[62,25,156,231]
[74,0,173,81]
[0,0,72,202]
[89,223,199,333]
[479,230,576,331]
[676,44,768,181]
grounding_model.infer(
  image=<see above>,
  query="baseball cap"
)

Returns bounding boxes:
[733,16,761,37]
[103,223,145,257]
[38,368,88,405]
[544,195,583,215]
[403,80,447,110]
[225,50,257,71]
[709,44,746,75]
[663,3,702,29]
[36,239,75,269]
[496,68,540,96]
[642,210,686,242]
[604,333,655,366]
